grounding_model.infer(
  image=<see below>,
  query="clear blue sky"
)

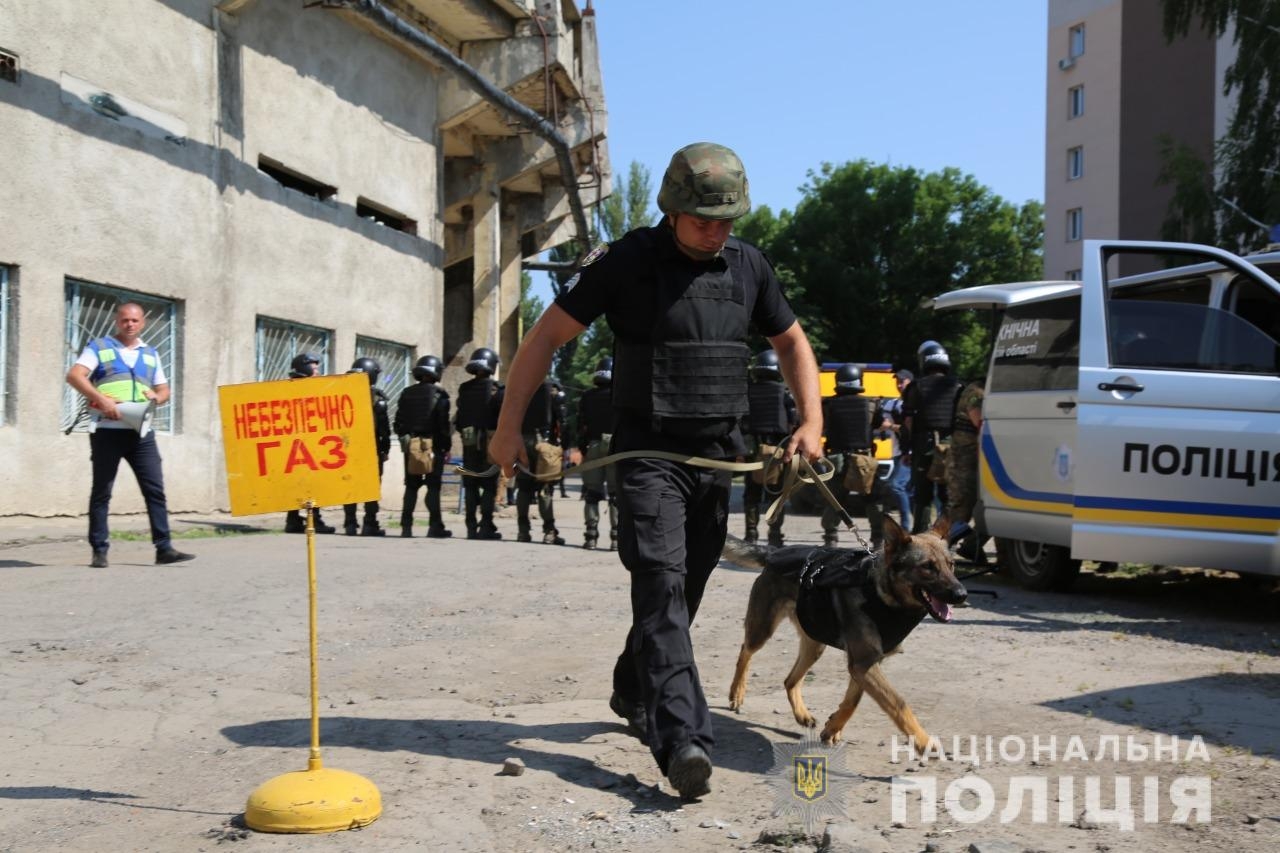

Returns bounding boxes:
[533,0,1048,302]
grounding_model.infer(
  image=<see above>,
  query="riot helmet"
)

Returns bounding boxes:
[465,347,499,378]
[288,352,320,379]
[592,356,613,388]
[750,349,783,382]
[350,356,381,385]
[834,363,864,395]
[413,354,442,383]
[657,142,751,221]
[917,340,951,373]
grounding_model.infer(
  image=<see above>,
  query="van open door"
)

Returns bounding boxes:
[1073,240,1280,575]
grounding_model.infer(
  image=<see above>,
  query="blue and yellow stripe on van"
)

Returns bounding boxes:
[981,432,1280,534]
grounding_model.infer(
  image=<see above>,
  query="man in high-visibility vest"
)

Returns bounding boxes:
[65,302,194,569]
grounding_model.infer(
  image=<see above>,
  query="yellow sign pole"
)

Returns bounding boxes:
[217,374,382,833]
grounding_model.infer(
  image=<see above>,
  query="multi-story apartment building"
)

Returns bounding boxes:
[1044,0,1233,279]
[0,0,609,517]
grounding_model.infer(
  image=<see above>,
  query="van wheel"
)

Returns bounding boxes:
[995,538,1081,591]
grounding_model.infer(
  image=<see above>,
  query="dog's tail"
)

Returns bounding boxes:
[720,534,769,572]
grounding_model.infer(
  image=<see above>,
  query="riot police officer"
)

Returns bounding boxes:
[487,142,823,800]
[552,381,570,498]
[516,377,565,545]
[742,349,796,546]
[820,364,886,547]
[343,356,391,536]
[394,354,452,538]
[454,347,503,540]
[576,357,618,550]
[901,341,962,533]
[283,352,337,534]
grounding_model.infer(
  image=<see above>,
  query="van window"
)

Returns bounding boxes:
[1111,273,1211,305]
[989,296,1080,392]
[1108,300,1280,374]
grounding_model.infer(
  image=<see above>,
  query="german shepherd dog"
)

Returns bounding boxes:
[725,515,967,748]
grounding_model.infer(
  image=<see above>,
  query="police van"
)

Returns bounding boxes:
[931,240,1280,590]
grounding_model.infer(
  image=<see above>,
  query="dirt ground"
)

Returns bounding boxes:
[2,490,1279,853]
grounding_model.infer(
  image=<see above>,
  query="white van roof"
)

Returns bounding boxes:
[929,281,1079,311]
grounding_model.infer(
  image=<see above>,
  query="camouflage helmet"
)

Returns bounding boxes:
[657,142,751,220]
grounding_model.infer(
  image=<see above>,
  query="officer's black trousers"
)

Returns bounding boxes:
[461,445,498,534]
[401,451,446,531]
[610,457,730,774]
[344,459,384,529]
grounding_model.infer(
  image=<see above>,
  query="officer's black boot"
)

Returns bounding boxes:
[743,503,760,545]
[361,505,386,537]
[343,504,358,536]
[312,511,336,534]
[285,510,306,534]
[767,525,784,548]
[399,513,413,538]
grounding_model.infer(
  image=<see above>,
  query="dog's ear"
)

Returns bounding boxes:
[882,514,911,552]
[928,513,951,541]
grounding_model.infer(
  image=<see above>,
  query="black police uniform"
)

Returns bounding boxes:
[901,371,962,533]
[820,391,884,546]
[576,383,618,548]
[455,375,502,538]
[742,380,796,545]
[555,221,796,774]
[344,385,392,535]
[394,380,452,536]
[516,381,562,543]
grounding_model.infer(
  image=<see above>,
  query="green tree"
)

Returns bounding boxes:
[519,271,542,342]
[1161,1,1280,251]
[756,161,1043,379]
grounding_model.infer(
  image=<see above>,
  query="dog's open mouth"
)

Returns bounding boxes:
[916,587,953,623]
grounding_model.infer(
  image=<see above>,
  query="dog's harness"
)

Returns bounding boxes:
[790,548,924,653]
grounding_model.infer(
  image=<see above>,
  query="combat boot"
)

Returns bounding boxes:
[743,529,758,545]
[583,536,597,550]
[399,514,413,538]
[822,532,838,547]
[767,528,785,548]
[426,525,453,539]
[517,525,532,543]
[361,521,386,537]
[543,530,566,546]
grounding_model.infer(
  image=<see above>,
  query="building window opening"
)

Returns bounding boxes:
[356,198,418,236]
[1067,208,1084,242]
[1069,23,1086,58]
[1068,146,1084,180]
[255,317,332,382]
[258,156,336,201]
[1068,85,1084,118]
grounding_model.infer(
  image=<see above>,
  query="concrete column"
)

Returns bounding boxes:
[499,197,522,365]
[471,162,501,356]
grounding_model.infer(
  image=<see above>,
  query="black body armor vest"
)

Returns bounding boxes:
[521,382,553,435]
[824,394,875,453]
[612,231,750,423]
[456,378,497,430]
[578,386,613,443]
[396,384,438,436]
[915,373,961,433]
[745,382,789,438]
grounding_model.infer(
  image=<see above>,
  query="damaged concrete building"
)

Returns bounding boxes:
[0,0,609,517]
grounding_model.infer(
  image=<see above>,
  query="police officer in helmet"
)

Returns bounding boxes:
[454,347,503,539]
[487,142,823,800]
[575,356,618,550]
[820,363,887,548]
[283,352,337,534]
[395,354,452,538]
[515,376,565,545]
[343,356,391,536]
[742,348,796,546]
[901,340,961,533]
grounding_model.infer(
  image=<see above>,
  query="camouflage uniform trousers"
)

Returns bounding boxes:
[516,435,558,537]
[820,453,886,547]
[945,432,980,530]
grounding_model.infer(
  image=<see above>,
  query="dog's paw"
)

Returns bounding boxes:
[819,727,844,746]
[794,711,817,728]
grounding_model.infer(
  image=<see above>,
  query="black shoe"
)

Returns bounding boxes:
[426,527,453,539]
[90,550,108,569]
[361,525,386,537]
[767,532,785,548]
[743,532,758,545]
[155,548,195,565]
[314,521,336,534]
[517,531,532,543]
[542,531,566,546]
[609,692,647,744]
[400,528,413,538]
[667,743,712,800]
[284,522,306,534]
[583,538,597,550]
[344,525,358,536]
[477,530,502,541]
[609,538,617,551]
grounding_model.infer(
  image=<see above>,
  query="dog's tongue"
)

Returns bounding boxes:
[924,591,953,623]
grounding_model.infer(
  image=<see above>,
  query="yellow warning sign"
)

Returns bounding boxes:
[218,373,380,516]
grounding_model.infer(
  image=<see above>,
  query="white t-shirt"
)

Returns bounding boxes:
[76,338,168,429]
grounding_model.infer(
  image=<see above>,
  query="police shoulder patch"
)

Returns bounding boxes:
[580,242,609,267]
[563,272,581,292]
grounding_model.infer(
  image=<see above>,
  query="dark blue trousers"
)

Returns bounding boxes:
[611,457,730,774]
[88,429,172,552]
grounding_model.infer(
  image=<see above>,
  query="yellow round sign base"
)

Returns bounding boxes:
[245,767,382,834]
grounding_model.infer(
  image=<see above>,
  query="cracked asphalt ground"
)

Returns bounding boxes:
[2,495,1279,852]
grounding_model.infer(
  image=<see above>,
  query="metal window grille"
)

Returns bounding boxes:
[63,280,179,433]
[355,335,411,428]
[255,317,332,381]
